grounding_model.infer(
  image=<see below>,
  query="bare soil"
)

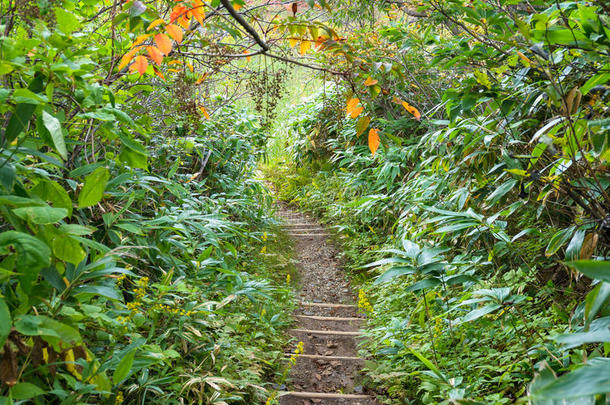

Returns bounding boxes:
[276,205,377,405]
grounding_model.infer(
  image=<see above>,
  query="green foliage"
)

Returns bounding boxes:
[0,2,295,403]
[266,1,610,402]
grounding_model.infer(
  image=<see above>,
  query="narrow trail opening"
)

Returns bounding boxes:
[275,205,377,405]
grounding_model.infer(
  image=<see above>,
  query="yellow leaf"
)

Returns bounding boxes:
[350,106,363,119]
[166,24,183,43]
[186,62,193,72]
[155,33,172,55]
[516,51,532,65]
[131,34,151,48]
[191,0,205,25]
[168,60,183,65]
[289,38,299,47]
[299,40,311,55]
[346,97,360,114]
[147,18,165,31]
[364,77,378,86]
[368,128,380,156]
[199,105,210,119]
[401,101,421,121]
[153,66,165,80]
[233,2,242,10]
[117,49,137,71]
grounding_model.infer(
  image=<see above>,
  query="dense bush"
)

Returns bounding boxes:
[266,0,610,402]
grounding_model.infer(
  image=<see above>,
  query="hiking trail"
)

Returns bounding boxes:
[276,205,377,405]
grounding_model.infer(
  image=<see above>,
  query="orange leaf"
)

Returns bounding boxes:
[195,72,209,84]
[364,77,378,86]
[199,105,210,119]
[243,50,251,62]
[401,101,421,121]
[350,106,363,119]
[233,2,243,10]
[147,46,163,65]
[147,18,165,31]
[155,33,172,55]
[191,0,205,25]
[299,40,311,55]
[130,55,148,76]
[186,62,193,72]
[346,97,360,114]
[368,128,380,156]
[166,24,183,43]
[170,5,188,23]
[168,60,183,65]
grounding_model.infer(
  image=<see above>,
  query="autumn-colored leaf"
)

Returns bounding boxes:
[233,2,243,10]
[191,0,205,25]
[153,66,165,80]
[117,48,137,71]
[199,105,210,119]
[147,46,163,65]
[147,18,165,31]
[401,100,421,121]
[168,60,183,65]
[131,34,151,49]
[289,38,299,48]
[130,55,148,76]
[346,97,360,115]
[155,33,172,55]
[195,72,209,84]
[166,24,183,43]
[356,116,370,136]
[244,50,251,62]
[170,5,188,23]
[364,77,378,86]
[299,40,311,55]
[350,106,363,119]
[186,62,194,72]
[516,50,532,65]
[368,128,380,156]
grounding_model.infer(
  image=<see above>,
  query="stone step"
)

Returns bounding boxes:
[301,302,357,308]
[284,353,362,361]
[287,233,330,237]
[289,329,361,337]
[279,391,371,399]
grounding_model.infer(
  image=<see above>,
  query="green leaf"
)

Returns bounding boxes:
[119,148,148,169]
[545,227,575,257]
[52,234,86,265]
[30,179,73,217]
[10,382,45,400]
[459,303,502,323]
[409,348,447,382]
[14,315,81,350]
[0,231,51,291]
[54,8,80,34]
[78,167,110,208]
[584,282,610,328]
[374,266,416,284]
[41,111,68,160]
[565,229,585,261]
[406,278,441,292]
[0,298,11,347]
[486,179,517,205]
[530,357,610,399]
[4,103,36,143]
[113,349,136,384]
[565,260,610,282]
[13,206,68,224]
[553,317,610,348]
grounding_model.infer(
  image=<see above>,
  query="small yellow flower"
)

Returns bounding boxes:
[115,391,124,404]
[286,274,291,284]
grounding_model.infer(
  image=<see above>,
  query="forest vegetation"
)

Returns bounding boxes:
[0,0,609,403]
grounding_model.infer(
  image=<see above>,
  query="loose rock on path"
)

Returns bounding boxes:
[277,206,376,405]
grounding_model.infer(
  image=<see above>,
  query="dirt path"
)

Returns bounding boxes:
[276,206,376,405]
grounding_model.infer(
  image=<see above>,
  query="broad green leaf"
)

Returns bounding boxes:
[78,167,110,208]
[4,103,36,143]
[486,179,517,205]
[355,116,370,136]
[113,349,136,384]
[0,231,50,291]
[0,298,11,347]
[545,227,575,257]
[30,179,73,217]
[119,148,148,169]
[459,303,502,324]
[401,239,420,259]
[565,260,610,282]
[41,111,68,160]
[406,278,441,292]
[52,234,86,265]
[409,348,447,382]
[10,383,45,400]
[553,317,610,348]
[54,8,80,34]
[14,315,81,350]
[13,206,68,225]
[584,282,610,328]
[565,229,585,261]
[374,266,415,284]
[530,357,610,399]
